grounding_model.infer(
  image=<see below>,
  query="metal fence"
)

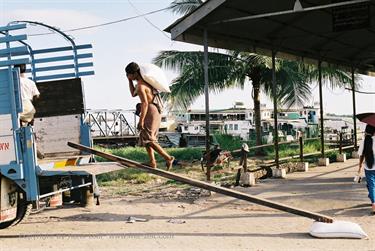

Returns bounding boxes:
[83,109,136,138]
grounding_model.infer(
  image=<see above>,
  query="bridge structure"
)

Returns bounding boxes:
[83,109,138,146]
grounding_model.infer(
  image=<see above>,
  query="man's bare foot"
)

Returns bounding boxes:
[150,161,157,168]
[142,162,157,168]
[166,157,175,171]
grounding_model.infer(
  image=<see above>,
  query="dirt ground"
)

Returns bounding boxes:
[1,158,375,251]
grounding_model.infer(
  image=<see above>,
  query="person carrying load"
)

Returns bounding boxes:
[125,62,174,170]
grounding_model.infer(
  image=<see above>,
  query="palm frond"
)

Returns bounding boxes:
[168,0,203,15]
[153,50,248,110]
[301,63,360,89]
[262,60,311,108]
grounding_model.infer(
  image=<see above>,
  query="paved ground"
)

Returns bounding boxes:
[0,158,374,251]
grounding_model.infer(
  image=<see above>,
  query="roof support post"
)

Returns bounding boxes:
[351,67,358,150]
[203,28,211,180]
[272,51,279,169]
[318,61,325,158]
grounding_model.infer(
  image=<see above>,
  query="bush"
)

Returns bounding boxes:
[214,134,243,151]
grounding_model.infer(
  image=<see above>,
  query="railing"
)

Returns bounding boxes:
[205,131,363,181]
[83,109,137,138]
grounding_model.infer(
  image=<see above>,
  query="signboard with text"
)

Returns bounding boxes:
[0,115,16,165]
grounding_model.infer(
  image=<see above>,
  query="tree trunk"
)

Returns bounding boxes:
[252,79,262,155]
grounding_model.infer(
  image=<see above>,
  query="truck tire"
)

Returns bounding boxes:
[0,193,32,229]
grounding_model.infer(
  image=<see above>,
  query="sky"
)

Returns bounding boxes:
[1,0,374,115]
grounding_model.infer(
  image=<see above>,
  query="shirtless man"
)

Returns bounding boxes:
[126,62,174,169]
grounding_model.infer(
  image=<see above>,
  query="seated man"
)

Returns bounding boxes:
[15,64,40,126]
[15,64,43,159]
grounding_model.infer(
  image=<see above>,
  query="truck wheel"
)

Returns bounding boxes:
[80,188,94,207]
[0,193,32,229]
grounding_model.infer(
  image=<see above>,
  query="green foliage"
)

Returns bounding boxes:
[94,146,203,183]
[168,0,203,15]
[95,146,203,163]
[326,150,339,162]
[260,139,323,160]
[166,147,203,161]
[214,134,242,151]
[97,168,153,184]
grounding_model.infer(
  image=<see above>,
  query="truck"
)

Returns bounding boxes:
[0,22,123,229]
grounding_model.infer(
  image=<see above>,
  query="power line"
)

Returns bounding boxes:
[28,6,170,36]
[128,0,170,39]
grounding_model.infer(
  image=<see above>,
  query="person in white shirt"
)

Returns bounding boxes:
[15,64,40,126]
[357,124,375,214]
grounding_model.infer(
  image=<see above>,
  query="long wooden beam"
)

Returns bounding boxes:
[68,142,334,223]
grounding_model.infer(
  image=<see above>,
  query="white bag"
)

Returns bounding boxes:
[139,63,170,93]
[309,221,368,239]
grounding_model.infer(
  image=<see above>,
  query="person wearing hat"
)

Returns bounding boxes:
[357,124,375,214]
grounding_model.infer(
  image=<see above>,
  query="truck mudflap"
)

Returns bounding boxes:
[0,176,31,229]
[0,177,18,223]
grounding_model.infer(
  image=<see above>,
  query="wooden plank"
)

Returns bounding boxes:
[32,44,92,54]
[0,46,29,57]
[0,58,29,67]
[33,53,92,65]
[67,142,334,223]
[32,63,94,73]
[0,24,26,32]
[35,73,76,82]
[34,55,74,64]
[78,71,95,77]
[0,35,27,44]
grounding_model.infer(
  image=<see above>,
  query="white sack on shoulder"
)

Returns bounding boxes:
[139,63,171,93]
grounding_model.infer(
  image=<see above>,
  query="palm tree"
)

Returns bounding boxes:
[160,0,356,151]
[153,51,312,148]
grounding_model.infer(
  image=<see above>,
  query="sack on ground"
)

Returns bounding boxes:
[309,221,367,239]
[139,63,170,93]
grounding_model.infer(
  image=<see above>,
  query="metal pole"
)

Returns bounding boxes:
[318,61,325,157]
[203,29,211,181]
[299,136,304,162]
[272,51,279,169]
[339,132,343,154]
[203,29,210,151]
[351,67,358,150]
